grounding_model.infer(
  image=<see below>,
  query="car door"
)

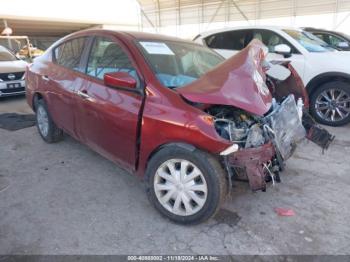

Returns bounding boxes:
[253,29,306,80]
[46,37,87,137]
[204,30,252,58]
[75,36,144,171]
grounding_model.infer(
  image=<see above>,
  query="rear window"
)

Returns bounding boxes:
[54,37,86,71]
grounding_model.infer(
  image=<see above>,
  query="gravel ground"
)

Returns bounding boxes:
[0,96,349,255]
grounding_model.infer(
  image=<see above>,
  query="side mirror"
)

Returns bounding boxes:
[104,72,137,89]
[337,42,349,48]
[274,44,292,57]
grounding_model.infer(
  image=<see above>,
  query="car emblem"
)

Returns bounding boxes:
[8,74,16,80]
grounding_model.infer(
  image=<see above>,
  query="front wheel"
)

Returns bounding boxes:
[310,81,350,126]
[146,145,227,225]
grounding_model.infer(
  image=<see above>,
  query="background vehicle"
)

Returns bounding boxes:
[194,26,350,126]
[17,44,45,59]
[0,45,27,97]
[0,35,43,62]
[26,30,330,224]
[303,27,350,51]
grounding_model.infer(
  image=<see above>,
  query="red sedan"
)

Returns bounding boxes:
[26,30,332,224]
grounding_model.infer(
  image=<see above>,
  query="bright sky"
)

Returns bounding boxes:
[0,0,140,25]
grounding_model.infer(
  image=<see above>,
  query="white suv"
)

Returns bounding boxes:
[194,26,350,126]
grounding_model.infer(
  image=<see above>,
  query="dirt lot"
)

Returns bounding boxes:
[0,96,349,255]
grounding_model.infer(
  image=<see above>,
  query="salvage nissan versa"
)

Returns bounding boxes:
[26,30,333,224]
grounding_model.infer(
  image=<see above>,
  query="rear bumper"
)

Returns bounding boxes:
[0,80,26,97]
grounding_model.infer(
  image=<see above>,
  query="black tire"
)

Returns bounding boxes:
[145,145,228,225]
[35,99,63,143]
[310,81,350,126]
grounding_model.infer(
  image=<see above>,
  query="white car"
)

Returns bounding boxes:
[0,45,27,97]
[194,26,350,126]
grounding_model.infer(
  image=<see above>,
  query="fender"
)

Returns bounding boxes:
[141,142,197,178]
[306,72,350,95]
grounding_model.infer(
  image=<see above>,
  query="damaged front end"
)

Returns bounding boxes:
[207,94,305,191]
[178,39,334,191]
[266,60,334,151]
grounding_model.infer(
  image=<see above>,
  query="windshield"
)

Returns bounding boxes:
[0,46,17,61]
[284,29,336,52]
[138,40,224,88]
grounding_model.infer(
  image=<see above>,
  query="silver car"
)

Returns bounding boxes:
[0,45,27,97]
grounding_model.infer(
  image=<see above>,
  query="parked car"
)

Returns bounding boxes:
[194,26,350,126]
[303,27,350,51]
[0,45,27,97]
[26,30,332,224]
[17,44,45,59]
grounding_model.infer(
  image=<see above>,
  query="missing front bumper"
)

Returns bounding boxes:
[222,95,334,192]
[227,142,276,191]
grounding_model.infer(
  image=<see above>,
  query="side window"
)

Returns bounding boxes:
[328,34,347,47]
[253,29,298,54]
[86,37,139,85]
[205,33,224,49]
[314,33,328,43]
[54,37,86,71]
[205,30,250,51]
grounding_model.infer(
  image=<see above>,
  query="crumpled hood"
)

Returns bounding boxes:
[177,40,272,116]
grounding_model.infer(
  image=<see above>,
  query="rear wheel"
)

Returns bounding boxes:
[35,99,63,143]
[146,145,227,224]
[310,81,350,126]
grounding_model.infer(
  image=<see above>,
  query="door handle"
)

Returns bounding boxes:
[77,90,90,99]
[42,75,50,81]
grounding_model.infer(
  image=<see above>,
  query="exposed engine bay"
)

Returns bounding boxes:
[208,106,266,149]
[207,94,305,159]
[206,94,332,191]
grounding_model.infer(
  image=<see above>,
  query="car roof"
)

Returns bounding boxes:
[302,27,350,40]
[63,29,193,44]
[303,27,332,33]
[196,25,301,38]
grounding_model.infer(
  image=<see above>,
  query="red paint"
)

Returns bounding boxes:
[274,208,296,216]
[25,30,306,190]
[104,72,137,89]
[267,60,309,108]
[228,142,276,191]
[26,30,231,176]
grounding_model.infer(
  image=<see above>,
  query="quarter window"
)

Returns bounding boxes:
[86,37,139,86]
[54,37,86,71]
